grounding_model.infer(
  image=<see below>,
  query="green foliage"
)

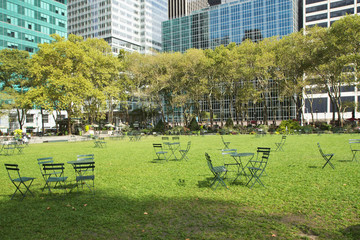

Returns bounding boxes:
[225,118,234,128]
[320,123,332,131]
[85,125,90,132]
[278,119,301,134]
[188,117,200,131]
[153,119,165,133]
[13,129,22,139]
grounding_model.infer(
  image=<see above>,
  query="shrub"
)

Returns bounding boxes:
[225,118,234,128]
[188,118,200,131]
[277,120,301,134]
[154,119,165,133]
[85,125,90,132]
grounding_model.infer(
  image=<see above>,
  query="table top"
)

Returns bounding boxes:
[231,152,254,157]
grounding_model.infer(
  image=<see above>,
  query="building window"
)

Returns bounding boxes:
[26,114,34,123]
[43,114,49,123]
[25,47,34,53]
[7,43,18,49]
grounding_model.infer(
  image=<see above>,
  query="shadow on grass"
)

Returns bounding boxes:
[341,224,360,240]
[0,191,352,239]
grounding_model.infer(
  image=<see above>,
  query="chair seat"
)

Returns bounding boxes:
[47,176,68,182]
[13,177,36,182]
[156,151,167,154]
[213,166,227,173]
[76,175,95,181]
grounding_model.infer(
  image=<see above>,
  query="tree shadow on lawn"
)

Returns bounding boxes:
[4,182,360,240]
[0,191,351,239]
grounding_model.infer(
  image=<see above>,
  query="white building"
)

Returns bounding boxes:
[302,0,360,123]
[67,0,167,54]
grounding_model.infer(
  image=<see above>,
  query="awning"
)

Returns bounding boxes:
[26,126,35,129]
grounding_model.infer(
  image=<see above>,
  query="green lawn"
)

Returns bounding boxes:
[1,134,359,239]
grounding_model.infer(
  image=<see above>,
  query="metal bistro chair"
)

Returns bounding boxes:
[205,153,228,190]
[246,147,271,189]
[42,163,68,195]
[179,141,191,161]
[275,136,286,152]
[37,157,62,191]
[153,143,167,162]
[317,143,335,169]
[72,161,95,194]
[4,163,36,200]
[221,135,231,149]
[349,139,360,162]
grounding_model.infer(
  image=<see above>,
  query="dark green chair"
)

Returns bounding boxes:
[275,136,286,152]
[179,141,191,161]
[349,139,360,162]
[317,143,335,169]
[153,143,167,162]
[221,135,231,149]
[246,147,270,188]
[37,157,62,191]
[72,161,95,194]
[42,163,68,194]
[205,153,228,189]
[4,163,35,200]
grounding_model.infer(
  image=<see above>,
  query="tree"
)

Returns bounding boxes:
[0,49,32,129]
[29,34,94,134]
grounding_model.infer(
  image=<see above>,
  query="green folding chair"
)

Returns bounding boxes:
[275,136,286,152]
[3,143,15,155]
[4,163,36,200]
[317,143,335,169]
[153,143,167,162]
[37,157,62,191]
[246,147,270,188]
[221,135,231,149]
[72,161,95,194]
[42,163,68,194]
[205,153,228,189]
[179,141,191,161]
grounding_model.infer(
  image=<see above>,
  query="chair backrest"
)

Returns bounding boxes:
[172,136,179,141]
[153,143,163,151]
[162,137,169,141]
[77,154,94,161]
[37,157,54,176]
[73,161,95,176]
[4,163,21,181]
[317,143,325,157]
[253,147,271,168]
[205,152,213,168]
[185,141,191,151]
[282,136,286,142]
[43,163,65,175]
[349,139,360,150]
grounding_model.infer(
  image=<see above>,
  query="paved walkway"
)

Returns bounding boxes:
[28,135,106,144]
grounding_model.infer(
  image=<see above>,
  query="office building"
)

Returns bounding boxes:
[304,0,359,29]
[0,0,67,53]
[168,0,209,19]
[302,1,360,123]
[67,0,167,54]
[162,0,299,124]
[163,0,298,52]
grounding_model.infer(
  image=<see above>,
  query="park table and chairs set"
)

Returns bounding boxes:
[4,154,95,200]
[153,137,191,162]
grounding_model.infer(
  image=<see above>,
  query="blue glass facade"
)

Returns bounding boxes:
[0,0,67,54]
[163,0,299,52]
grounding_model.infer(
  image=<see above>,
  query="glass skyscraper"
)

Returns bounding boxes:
[163,0,299,52]
[0,0,67,54]
[162,0,299,124]
[68,0,167,54]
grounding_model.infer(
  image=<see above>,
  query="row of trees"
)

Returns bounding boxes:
[126,15,360,127]
[0,15,360,134]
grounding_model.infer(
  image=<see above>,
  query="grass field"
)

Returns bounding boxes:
[0,134,359,240]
